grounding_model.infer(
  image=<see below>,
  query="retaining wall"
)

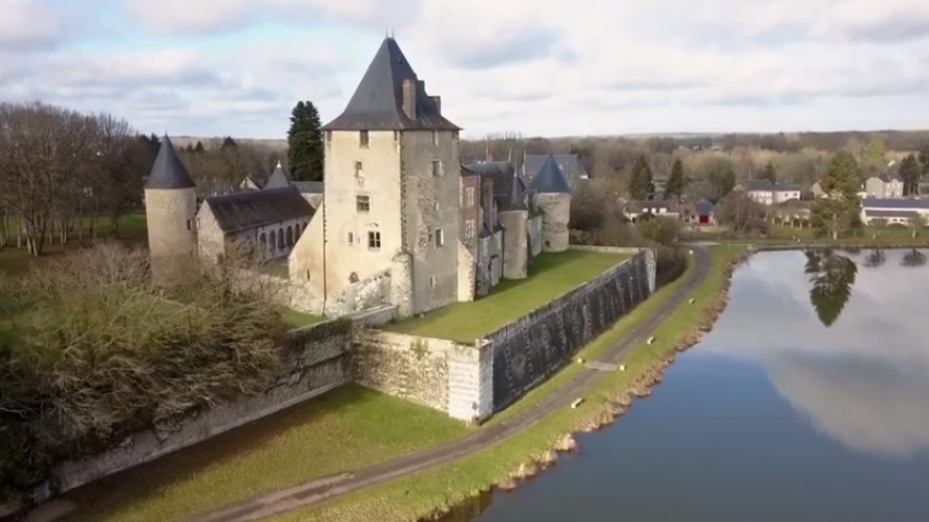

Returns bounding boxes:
[52,319,352,493]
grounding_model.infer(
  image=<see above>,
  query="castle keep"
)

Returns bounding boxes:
[145,37,573,319]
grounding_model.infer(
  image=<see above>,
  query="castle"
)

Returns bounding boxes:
[144,37,572,319]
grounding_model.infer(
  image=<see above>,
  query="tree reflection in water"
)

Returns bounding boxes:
[863,249,886,268]
[427,489,494,522]
[901,249,927,267]
[804,249,857,327]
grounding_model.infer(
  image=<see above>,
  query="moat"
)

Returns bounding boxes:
[443,248,929,522]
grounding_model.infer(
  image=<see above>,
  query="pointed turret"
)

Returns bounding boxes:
[323,37,459,131]
[146,135,195,189]
[529,155,572,194]
[499,171,528,211]
[264,160,292,189]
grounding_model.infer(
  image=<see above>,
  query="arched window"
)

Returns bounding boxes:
[269,230,276,252]
[286,226,294,247]
[277,228,285,250]
[259,233,267,251]
[295,224,302,240]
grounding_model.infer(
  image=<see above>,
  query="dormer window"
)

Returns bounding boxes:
[359,130,369,148]
[432,131,439,146]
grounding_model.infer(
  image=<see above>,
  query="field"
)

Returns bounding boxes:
[383,250,629,342]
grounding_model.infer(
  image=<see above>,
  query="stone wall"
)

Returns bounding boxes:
[51,319,352,493]
[352,330,494,421]
[487,249,654,411]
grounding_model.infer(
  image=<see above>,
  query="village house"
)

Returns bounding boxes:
[736,179,801,206]
[144,36,573,319]
[860,198,929,225]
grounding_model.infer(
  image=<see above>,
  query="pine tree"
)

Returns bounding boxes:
[194,141,205,153]
[664,158,686,202]
[812,151,861,240]
[898,153,921,196]
[221,136,237,150]
[628,155,655,200]
[919,143,929,175]
[760,161,777,183]
[287,100,324,182]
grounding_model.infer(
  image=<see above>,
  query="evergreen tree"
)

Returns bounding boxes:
[288,100,324,182]
[898,153,921,196]
[664,158,686,202]
[185,143,194,152]
[812,151,861,240]
[760,161,777,183]
[628,155,655,200]
[221,136,237,150]
[918,142,929,175]
[194,141,205,153]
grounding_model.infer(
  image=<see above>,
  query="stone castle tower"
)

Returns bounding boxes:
[530,155,572,252]
[320,37,461,317]
[499,171,529,279]
[144,135,199,283]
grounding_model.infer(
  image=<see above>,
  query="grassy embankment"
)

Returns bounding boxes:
[262,245,748,522]
[59,249,631,522]
[689,224,929,246]
[383,250,628,342]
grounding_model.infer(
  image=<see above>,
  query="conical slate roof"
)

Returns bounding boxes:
[323,37,459,131]
[529,155,572,194]
[500,171,528,211]
[145,135,195,189]
[264,161,291,189]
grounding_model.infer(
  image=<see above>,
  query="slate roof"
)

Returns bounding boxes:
[145,135,196,189]
[499,172,528,212]
[323,37,460,131]
[264,161,291,189]
[529,155,572,194]
[865,209,918,218]
[462,161,526,200]
[293,181,324,194]
[695,200,715,215]
[741,179,800,192]
[523,154,588,189]
[204,186,314,234]
[862,198,929,210]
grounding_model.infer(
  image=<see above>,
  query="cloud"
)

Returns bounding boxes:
[703,249,929,457]
[3,0,929,138]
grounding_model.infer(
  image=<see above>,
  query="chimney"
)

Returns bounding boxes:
[402,79,417,119]
[430,95,441,114]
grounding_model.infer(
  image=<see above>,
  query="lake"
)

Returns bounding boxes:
[441,248,929,522]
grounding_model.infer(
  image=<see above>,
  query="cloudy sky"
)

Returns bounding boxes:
[2,0,929,139]
[703,249,929,458]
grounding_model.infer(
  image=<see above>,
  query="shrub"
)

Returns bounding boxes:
[0,242,288,503]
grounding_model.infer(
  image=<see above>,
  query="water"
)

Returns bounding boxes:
[445,248,929,522]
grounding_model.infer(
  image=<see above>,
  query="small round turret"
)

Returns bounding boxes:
[145,135,198,283]
[529,155,571,252]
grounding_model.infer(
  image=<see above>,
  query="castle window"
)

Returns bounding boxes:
[269,230,276,252]
[434,201,440,212]
[429,275,436,288]
[432,131,439,146]
[356,195,370,213]
[186,219,192,231]
[286,226,294,247]
[465,187,475,207]
[354,161,363,177]
[277,228,285,250]
[368,231,381,250]
[306,270,311,281]
[432,160,442,177]
[465,219,475,239]
[434,228,444,247]
[359,130,369,148]
[452,130,459,140]
[393,130,400,142]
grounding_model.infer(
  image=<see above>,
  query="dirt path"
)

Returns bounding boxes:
[182,247,713,522]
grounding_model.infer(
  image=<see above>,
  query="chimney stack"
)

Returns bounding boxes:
[430,95,441,114]
[402,79,417,119]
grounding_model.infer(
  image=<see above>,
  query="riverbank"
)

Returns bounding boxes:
[253,246,748,522]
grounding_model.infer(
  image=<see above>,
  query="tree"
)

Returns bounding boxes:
[664,158,686,202]
[287,100,324,182]
[715,191,768,235]
[221,136,237,150]
[919,142,929,175]
[812,151,861,240]
[707,163,736,203]
[863,248,886,268]
[627,155,655,200]
[760,161,777,183]
[805,251,857,327]
[569,182,608,232]
[869,217,887,239]
[194,141,205,153]
[907,213,926,238]
[638,216,680,246]
[899,153,921,196]
[902,248,927,267]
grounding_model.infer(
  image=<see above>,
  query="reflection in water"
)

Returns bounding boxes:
[804,249,857,327]
[863,249,886,268]
[901,248,927,267]
[428,490,493,522]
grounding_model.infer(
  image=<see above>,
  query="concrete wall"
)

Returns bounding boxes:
[52,319,352,493]
[145,187,198,284]
[488,249,655,411]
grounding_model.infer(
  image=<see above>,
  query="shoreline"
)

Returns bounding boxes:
[244,246,749,522]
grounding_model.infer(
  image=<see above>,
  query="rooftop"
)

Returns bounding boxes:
[204,186,314,233]
[145,136,196,190]
[528,155,572,194]
[862,198,929,210]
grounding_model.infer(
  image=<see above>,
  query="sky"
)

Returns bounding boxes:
[702,250,929,458]
[2,0,929,139]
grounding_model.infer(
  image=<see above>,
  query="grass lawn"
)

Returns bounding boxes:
[61,386,469,522]
[383,250,629,342]
[263,245,745,522]
[283,308,326,328]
